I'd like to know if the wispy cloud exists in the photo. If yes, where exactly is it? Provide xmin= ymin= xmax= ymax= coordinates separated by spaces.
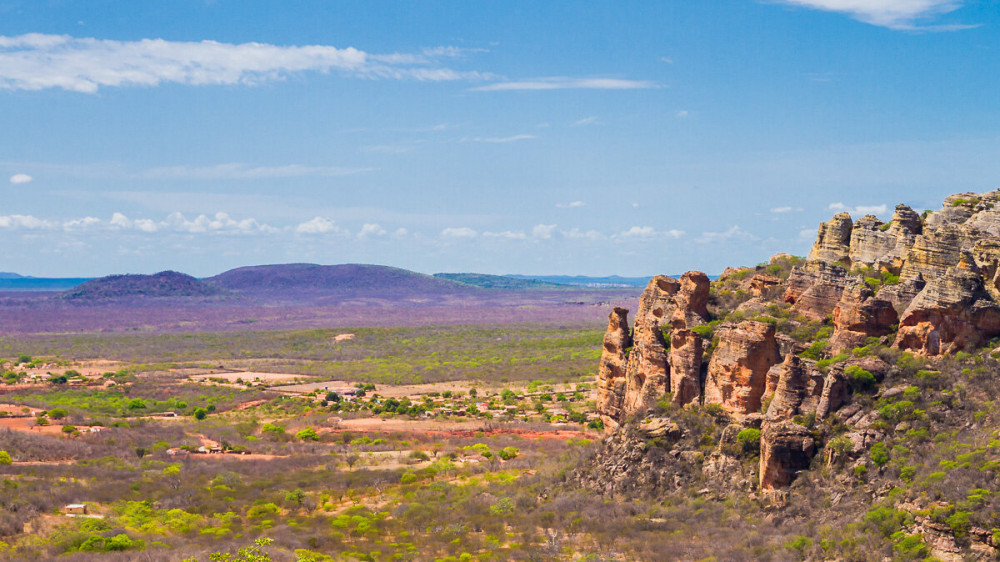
xmin=828 ymin=202 xmax=888 ymax=215
xmin=9 ymin=173 xmax=32 ymax=184
xmin=697 ymin=225 xmax=757 ymax=243
xmin=461 ymin=134 xmax=536 ymax=143
xmin=142 ymin=163 xmax=373 ymax=180
xmin=482 ymin=230 xmax=526 ymax=240
xmin=357 ymin=223 xmax=386 ymax=239
xmin=556 ymin=201 xmax=586 ymax=209
xmin=470 ymin=76 xmax=657 ymax=92
xmin=562 ymin=228 xmax=605 ymax=240
xmin=572 ymin=116 xmax=601 ymax=127
xmin=441 ymin=227 xmax=478 ymax=238
xmin=770 ymin=206 xmax=804 ymax=213
xmin=296 ymin=217 xmax=340 ymax=234
xmin=773 ymin=0 xmax=975 ymax=30
xmin=532 ymin=224 xmax=557 ymax=239
xmin=0 ymin=211 xmax=278 ymax=234
xmin=613 ymin=226 xmax=685 ymax=239
xmin=0 ymin=33 xmax=493 ymax=93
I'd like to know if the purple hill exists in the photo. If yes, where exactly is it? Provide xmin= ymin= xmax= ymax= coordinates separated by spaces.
xmin=63 ymin=271 xmax=221 ymax=300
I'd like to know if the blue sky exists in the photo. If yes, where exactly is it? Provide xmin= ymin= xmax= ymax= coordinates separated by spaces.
xmin=1 ymin=0 xmax=999 ymax=277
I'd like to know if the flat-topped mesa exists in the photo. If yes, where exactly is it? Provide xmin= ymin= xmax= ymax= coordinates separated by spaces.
xmin=595 ymin=307 xmax=632 ymax=426
xmin=703 ymin=321 xmax=781 ymax=415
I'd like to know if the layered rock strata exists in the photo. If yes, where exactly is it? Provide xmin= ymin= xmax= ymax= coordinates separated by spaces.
xmin=759 ymin=421 xmax=816 ymax=490
xmin=703 ymin=321 xmax=781 ymax=415
xmin=799 ymin=190 xmax=1000 ymax=354
xmin=595 ymin=272 xmax=710 ymax=423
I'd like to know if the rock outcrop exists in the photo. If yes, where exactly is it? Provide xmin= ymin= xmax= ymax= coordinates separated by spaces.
xmin=763 ymin=355 xmax=848 ymax=422
xmin=634 ymin=272 xmax=711 ymax=331
xmin=829 ymin=282 xmax=898 ymax=354
xmin=704 ymin=321 xmax=781 ymax=415
xmin=807 ymin=212 xmax=852 ymax=264
xmin=894 ymin=263 xmax=1000 ymax=354
xmin=759 ymin=421 xmax=816 ymax=490
xmin=596 ymin=271 xmax=712 ymax=424
xmin=595 ymin=308 xmax=632 ymax=426
xmin=785 ymin=261 xmax=851 ymax=321
xmin=797 ymin=189 xmax=1000 ymax=355
xmin=669 ymin=329 xmax=703 ymax=407
xmin=622 ymin=316 xmax=670 ymax=417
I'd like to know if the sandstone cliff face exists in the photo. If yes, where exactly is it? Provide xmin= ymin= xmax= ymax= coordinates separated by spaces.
xmin=785 ymin=261 xmax=850 ymax=321
xmin=807 ymin=212 xmax=852 ymax=264
xmin=634 ymin=273 xmax=710 ymax=331
xmin=595 ymin=308 xmax=632 ymax=426
xmin=759 ymin=421 xmax=816 ymax=490
xmin=797 ymin=189 xmax=1000 ymax=355
xmin=622 ymin=316 xmax=670 ymax=417
xmin=763 ymin=354 xmax=847 ymax=422
xmin=829 ymin=282 xmax=898 ymax=354
xmin=704 ymin=321 xmax=781 ymax=415
xmin=595 ymin=272 xmax=712 ymax=424
xmin=669 ymin=329 xmax=703 ymax=407
xmin=894 ymin=264 xmax=1000 ymax=354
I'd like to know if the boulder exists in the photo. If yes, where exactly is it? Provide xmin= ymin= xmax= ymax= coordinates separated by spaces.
xmin=759 ymin=421 xmax=816 ymax=489
xmin=704 ymin=321 xmax=782 ymax=414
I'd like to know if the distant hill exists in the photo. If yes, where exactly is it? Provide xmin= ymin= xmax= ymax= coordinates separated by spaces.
xmin=0 ymin=272 xmax=24 ymax=279
xmin=505 ymin=274 xmax=654 ymax=288
xmin=206 ymin=263 xmax=477 ymax=300
xmin=63 ymin=271 xmax=221 ymax=300
xmin=432 ymin=273 xmax=570 ymax=290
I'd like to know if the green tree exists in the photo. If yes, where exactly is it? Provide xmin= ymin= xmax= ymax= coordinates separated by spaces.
xmin=295 ymin=427 xmax=319 ymax=441
xmin=0 ymin=450 xmax=11 ymax=465
xmin=193 ymin=408 xmax=208 ymax=421
xmin=209 ymin=537 xmax=274 ymax=562
xmin=48 ymin=407 xmax=68 ymax=420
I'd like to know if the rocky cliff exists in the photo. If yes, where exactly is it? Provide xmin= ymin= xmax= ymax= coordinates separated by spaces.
xmin=593 ymin=190 xmax=1000 ymax=494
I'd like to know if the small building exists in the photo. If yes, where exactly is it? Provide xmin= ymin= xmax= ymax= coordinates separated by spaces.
xmin=160 ymin=411 xmax=177 ymax=418
xmin=63 ymin=504 xmax=88 ymax=515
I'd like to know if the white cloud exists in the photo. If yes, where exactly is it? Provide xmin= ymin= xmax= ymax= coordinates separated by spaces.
xmin=462 ymin=134 xmax=536 ymax=143
xmin=441 ymin=227 xmax=478 ymax=238
xmin=392 ymin=227 xmax=408 ymax=237
xmin=614 ymin=226 xmax=685 ymax=239
xmin=482 ymin=230 xmax=527 ymax=240
xmin=0 ymin=214 xmax=54 ymax=229
xmin=562 ymin=228 xmax=605 ymax=240
xmin=676 ymin=110 xmax=690 ymax=118
xmin=470 ymin=76 xmax=657 ymax=92
xmin=828 ymin=202 xmax=888 ymax=215
xmin=774 ymin=0 xmax=973 ymax=30
xmin=62 ymin=216 xmax=102 ymax=230
xmin=357 ymin=223 xmax=386 ymax=239
xmin=770 ymin=206 xmax=804 ymax=213
xmin=660 ymin=56 xmax=674 ymax=64
xmin=0 ymin=33 xmax=493 ymax=93
xmin=532 ymin=224 xmax=557 ymax=239
xmin=556 ymin=201 xmax=586 ymax=209
xmin=572 ymin=116 xmax=601 ymax=127
xmin=142 ymin=163 xmax=372 ymax=180
xmin=697 ymin=225 xmax=757 ymax=243
xmin=296 ymin=217 xmax=339 ymax=234
xmin=9 ymin=173 xmax=32 ymax=184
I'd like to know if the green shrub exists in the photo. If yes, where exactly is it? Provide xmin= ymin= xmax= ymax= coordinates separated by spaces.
xmin=870 ymin=442 xmax=890 ymax=466
xmin=0 ymin=451 xmax=11 ymax=465
xmin=845 ymin=366 xmax=876 ymax=393
xmin=736 ymin=428 xmax=761 ymax=456
xmin=295 ymin=427 xmax=319 ymax=441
